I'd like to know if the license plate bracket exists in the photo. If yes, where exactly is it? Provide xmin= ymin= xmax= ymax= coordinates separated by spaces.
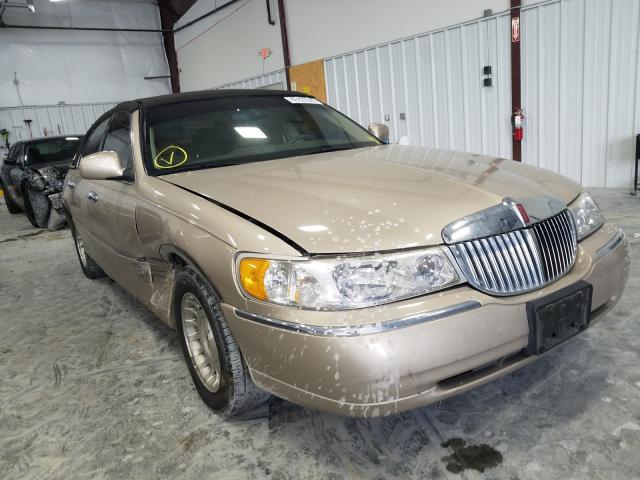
xmin=526 ymin=280 xmax=593 ymax=355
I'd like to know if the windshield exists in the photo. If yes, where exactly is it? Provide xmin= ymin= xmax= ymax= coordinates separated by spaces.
xmin=144 ymin=95 xmax=382 ymax=175
xmin=25 ymin=137 xmax=82 ymax=166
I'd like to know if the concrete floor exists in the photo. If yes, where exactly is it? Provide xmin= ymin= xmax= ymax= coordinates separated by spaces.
xmin=0 ymin=189 xmax=639 ymax=480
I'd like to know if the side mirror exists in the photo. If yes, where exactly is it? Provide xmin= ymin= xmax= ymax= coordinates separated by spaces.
xmin=368 ymin=123 xmax=390 ymax=143
xmin=79 ymin=151 xmax=125 ymax=180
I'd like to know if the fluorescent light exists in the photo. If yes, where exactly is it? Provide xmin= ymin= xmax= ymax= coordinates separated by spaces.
xmin=234 ymin=126 xmax=267 ymax=139
xmin=298 ymin=225 xmax=328 ymax=232
xmin=65 ymin=137 xmax=79 ymax=141
xmin=3 ymin=0 xmax=35 ymax=11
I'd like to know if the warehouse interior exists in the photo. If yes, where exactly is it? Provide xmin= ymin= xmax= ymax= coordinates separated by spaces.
xmin=1 ymin=0 xmax=639 ymax=479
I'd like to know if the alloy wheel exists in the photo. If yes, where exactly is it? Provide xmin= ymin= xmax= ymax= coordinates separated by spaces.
xmin=181 ymin=292 xmax=222 ymax=393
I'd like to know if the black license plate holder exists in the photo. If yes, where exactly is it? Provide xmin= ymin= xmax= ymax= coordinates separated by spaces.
xmin=526 ymin=281 xmax=593 ymax=355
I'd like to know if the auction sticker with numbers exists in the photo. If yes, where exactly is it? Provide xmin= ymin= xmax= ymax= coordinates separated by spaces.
xmin=284 ymin=96 xmax=322 ymax=105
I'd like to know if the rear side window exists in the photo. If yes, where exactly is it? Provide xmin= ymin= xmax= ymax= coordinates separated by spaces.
xmin=5 ymin=144 xmax=19 ymax=164
xmin=82 ymin=116 xmax=111 ymax=157
xmin=103 ymin=111 xmax=133 ymax=172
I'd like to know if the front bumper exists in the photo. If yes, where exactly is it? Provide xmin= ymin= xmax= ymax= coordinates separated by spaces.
xmin=224 ymin=224 xmax=630 ymax=417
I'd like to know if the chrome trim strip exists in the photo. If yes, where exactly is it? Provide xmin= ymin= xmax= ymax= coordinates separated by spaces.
xmin=596 ymin=229 xmax=625 ymax=259
xmin=234 ymin=301 xmax=482 ymax=337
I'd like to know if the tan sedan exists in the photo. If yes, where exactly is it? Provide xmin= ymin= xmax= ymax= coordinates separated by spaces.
xmin=63 ymin=90 xmax=630 ymax=417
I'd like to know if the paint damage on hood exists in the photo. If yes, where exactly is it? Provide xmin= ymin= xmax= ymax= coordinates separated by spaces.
xmin=161 ymin=145 xmax=583 ymax=253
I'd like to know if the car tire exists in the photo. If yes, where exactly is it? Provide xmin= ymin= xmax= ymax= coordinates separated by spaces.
xmin=72 ymin=227 xmax=106 ymax=279
xmin=0 ymin=180 xmax=21 ymax=214
xmin=174 ymin=265 xmax=270 ymax=416
xmin=24 ymin=186 xmax=51 ymax=228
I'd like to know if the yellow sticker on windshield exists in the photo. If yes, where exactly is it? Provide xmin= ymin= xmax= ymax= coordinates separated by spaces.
xmin=153 ymin=145 xmax=188 ymax=169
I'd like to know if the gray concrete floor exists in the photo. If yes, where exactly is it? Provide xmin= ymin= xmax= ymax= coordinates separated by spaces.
xmin=0 ymin=189 xmax=639 ymax=480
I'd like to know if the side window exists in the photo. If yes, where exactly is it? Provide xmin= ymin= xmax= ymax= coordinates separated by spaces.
xmin=5 ymin=145 xmax=17 ymax=164
xmin=102 ymin=111 xmax=133 ymax=173
xmin=9 ymin=144 xmax=23 ymax=165
xmin=81 ymin=116 xmax=111 ymax=158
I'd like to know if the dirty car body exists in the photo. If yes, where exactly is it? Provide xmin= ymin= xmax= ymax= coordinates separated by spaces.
xmin=1 ymin=135 xmax=82 ymax=229
xmin=63 ymin=90 xmax=629 ymax=417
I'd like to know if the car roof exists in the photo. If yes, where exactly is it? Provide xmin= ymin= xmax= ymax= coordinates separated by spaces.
xmin=26 ymin=135 xmax=83 ymax=143
xmin=11 ymin=135 xmax=83 ymax=147
xmin=113 ymin=89 xmax=312 ymax=112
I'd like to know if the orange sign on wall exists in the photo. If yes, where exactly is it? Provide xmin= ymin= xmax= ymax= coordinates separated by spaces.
xmin=289 ymin=59 xmax=327 ymax=103
xmin=511 ymin=16 xmax=520 ymax=43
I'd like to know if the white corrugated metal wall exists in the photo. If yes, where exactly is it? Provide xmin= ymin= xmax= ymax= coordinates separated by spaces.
xmin=522 ymin=0 xmax=640 ymax=187
xmin=217 ymin=70 xmax=285 ymax=90
xmin=0 ymin=102 xmax=116 ymax=144
xmin=325 ymin=0 xmax=640 ymax=188
xmin=324 ymin=12 xmax=513 ymax=161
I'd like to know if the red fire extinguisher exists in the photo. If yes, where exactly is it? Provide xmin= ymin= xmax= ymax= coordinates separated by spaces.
xmin=512 ymin=108 xmax=524 ymax=141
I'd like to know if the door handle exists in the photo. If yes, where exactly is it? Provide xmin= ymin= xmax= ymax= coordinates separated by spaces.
xmin=86 ymin=191 xmax=99 ymax=202
xmin=67 ymin=181 xmax=76 ymax=189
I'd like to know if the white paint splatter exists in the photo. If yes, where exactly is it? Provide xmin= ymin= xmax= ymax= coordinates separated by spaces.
xmin=612 ymin=422 xmax=640 ymax=437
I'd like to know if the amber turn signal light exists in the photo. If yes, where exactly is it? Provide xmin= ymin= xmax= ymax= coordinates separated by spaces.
xmin=239 ymin=258 xmax=270 ymax=300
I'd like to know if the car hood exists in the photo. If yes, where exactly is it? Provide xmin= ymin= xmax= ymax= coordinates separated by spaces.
xmin=161 ymin=145 xmax=582 ymax=254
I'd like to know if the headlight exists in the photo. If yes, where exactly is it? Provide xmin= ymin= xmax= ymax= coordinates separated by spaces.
xmin=237 ymin=248 xmax=463 ymax=309
xmin=569 ymin=191 xmax=605 ymax=240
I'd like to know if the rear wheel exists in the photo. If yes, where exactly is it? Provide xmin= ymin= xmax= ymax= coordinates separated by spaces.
xmin=72 ymin=227 xmax=105 ymax=279
xmin=174 ymin=265 xmax=270 ymax=416
xmin=0 ymin=180 xmax=21 ymax=214
xmin=24 ymin=186 xmax=50 ymax=228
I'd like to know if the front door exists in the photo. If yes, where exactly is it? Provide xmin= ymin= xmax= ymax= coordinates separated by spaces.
xmin=1 ymin=144 xmax=25 ymax=208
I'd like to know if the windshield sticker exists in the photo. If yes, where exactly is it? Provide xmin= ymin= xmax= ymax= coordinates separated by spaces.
xmin=284 ymin=96 xmax=322 ymax=105
xmin=153 ymin=145 xmax=188 ymax=169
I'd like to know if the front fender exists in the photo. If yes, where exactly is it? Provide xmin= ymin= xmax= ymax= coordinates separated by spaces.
xmin=25 ymin=167 xmax=66 ymax=195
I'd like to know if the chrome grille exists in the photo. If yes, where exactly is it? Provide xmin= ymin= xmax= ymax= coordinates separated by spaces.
xmin=451 ymin=210 xmax=577 ymax=295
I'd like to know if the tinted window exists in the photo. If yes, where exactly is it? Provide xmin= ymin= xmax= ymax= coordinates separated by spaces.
xmin=82 ymin=116 xmax=111 ymax=157
xmin=103 ymin=112 xmax=133 ymax=173
xmin=144 ymin=96 xmax=381 ymax=175
xmin=24 ymin=137 xmax=82 ymax=166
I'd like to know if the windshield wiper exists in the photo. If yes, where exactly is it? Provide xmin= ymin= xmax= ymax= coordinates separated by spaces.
xmin=300 ymin=145 xmax=357 ymax=156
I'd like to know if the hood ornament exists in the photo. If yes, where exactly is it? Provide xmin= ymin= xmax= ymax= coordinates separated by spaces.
xmin=503 ymin=197 xmax=530 ymax=226
xmin=441 ymin=195 xmax=566 ymax=244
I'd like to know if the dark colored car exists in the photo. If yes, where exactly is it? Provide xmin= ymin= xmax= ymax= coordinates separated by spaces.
xmin=1 ymin=135 xmax=82 ymax=229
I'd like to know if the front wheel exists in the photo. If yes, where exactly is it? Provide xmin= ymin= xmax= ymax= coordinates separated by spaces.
xmin=174 ymin=265 xmax=269 ymax=416
xmin=24 ymin=186 xmax=51 ymax=228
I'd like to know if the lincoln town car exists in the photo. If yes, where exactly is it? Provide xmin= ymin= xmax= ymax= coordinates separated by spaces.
xmin=62 ymin=90 xmax=629 ymax=417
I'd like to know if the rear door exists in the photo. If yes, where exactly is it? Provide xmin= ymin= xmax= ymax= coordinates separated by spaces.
xmin=65 ymin=114 xmax=112 ymax=257
xmin=74 ymin=111 xmax=153 ymax=301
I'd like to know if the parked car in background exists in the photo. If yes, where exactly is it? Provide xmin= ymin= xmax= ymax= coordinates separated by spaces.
xmin=0 ymin=135 xmax=82 ymax=229
xmin=63 ymin=90 xmax=629 ymax=417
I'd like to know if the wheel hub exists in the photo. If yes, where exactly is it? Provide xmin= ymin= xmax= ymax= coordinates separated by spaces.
xmin=181 ymin=293 xmax=222 ymax=393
